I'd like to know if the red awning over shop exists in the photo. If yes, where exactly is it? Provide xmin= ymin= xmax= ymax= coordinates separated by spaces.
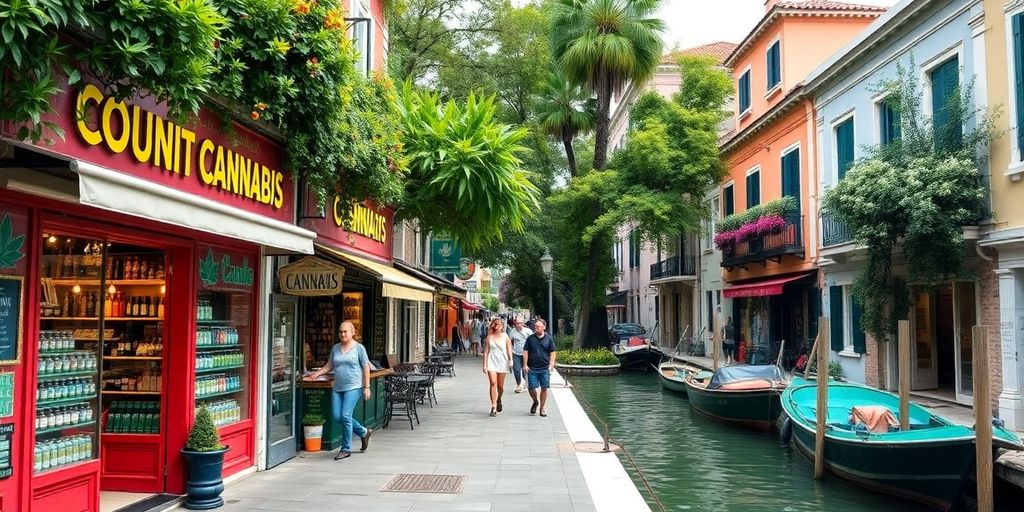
xmin=723 ymin=273 xmax=813 ymax=299
xmin=460 ymin=299 xmax=482 ymax=311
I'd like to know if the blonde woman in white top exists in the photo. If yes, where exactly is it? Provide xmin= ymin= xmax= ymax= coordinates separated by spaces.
xmin=481 ymin=317 xmax=513 ymax=417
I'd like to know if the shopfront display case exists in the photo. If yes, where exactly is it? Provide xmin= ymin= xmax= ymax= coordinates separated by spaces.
xmin=343 ymin=292 xmax=364 ymax=342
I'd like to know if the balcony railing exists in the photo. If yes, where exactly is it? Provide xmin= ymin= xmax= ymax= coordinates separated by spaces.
xmin=650 ymin=255 xmax=697 ymax=280
xmin=821 ymin=212 xmax=852 ymax=247
xmin=721 ymin=214 xmax=804 ymax=268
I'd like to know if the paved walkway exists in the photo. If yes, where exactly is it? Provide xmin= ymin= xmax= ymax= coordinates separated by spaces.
xmin=211 ymin=356 xmax=649 ymax=512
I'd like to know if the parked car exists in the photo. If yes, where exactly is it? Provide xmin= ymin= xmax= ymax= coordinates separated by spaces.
xmin=607 ymin=323 xmax=648 ymax=347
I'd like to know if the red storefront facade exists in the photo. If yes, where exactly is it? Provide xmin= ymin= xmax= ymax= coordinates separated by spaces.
xmin=0 ymin=76 xmax=314 ymax=511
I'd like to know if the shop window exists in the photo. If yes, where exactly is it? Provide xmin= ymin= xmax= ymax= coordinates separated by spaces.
xmin=37 ymin=234 xmax=174 ymax=474
xmin=196 ymin=246 xmax=254 ymax=427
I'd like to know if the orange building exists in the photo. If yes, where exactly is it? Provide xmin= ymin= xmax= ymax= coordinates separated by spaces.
xmin=715 ymin=1 xmax=883 ymax=362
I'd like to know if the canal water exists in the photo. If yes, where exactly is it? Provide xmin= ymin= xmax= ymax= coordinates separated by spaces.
xmin=569 ymin=372 xmax=931 ymax=512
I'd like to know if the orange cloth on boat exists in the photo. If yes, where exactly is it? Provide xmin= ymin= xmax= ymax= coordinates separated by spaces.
xmin=719 ymin=379 xmax=772 ymax=390
xmin=626 ymin=336 xmax=646 ymax=347
xmin=849 ymin=405 xmax=898 ymax=433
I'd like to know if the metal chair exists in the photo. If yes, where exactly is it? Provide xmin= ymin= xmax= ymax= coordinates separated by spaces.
xmin=382 ymin=375 xmax=419 ymax=430
xmin=413 ymin=363 xmax=438 ymax=407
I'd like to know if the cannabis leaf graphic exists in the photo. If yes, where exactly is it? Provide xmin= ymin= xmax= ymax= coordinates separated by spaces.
xmin=0 ymin=213 xmax=25 ymax=269
xmin=199 ymin=249 xmax=219 ymax=287
xmin=439 ymin=243 xmax=453 ymax=259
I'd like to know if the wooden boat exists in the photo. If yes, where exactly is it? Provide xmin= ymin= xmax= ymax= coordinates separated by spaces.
xmin=780 ymin=377 xmax=1024 ymax=511
xmin=657 ymin=360 xmax=701 ymax=394
xmin=683 ymin=364 xmax=787 ymax=431
xmin=610 ymin=337 xmax=665 ymax=371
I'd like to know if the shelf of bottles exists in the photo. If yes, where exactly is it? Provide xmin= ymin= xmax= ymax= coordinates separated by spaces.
xmin=37 ymin=235 xmax=168 ymax=470
xmin=194 ymin=292 xmax=250 ymax=426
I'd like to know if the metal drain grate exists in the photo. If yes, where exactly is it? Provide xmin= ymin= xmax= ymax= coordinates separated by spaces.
xmin=381 ymin=473 xmax=466 ymax=494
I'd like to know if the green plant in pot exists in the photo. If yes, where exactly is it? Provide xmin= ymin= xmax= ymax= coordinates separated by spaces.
xmin=302 ymin=413 xmax=326 ymax=451
xmin=181 ymin=406 xmax=229 ymax=510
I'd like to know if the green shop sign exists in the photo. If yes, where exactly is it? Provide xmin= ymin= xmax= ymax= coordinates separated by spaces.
xmin=431 ymin=234 xmax=461 ymax=272
xmin=199 ymin=248 xmax=254 ymax=289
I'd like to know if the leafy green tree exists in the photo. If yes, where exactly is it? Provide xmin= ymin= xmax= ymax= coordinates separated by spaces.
xmin=822 ymin=62 xmax=992 ymax=342
xmin=396 ymin=84 xmax=542 ymax=251
xmin=535 ymin=72 xmax=595 ymax=177
xmin=549 ymin=0 xmax=665 ymax=171
xmin=554 ymin=55 xmax=728 ymax=348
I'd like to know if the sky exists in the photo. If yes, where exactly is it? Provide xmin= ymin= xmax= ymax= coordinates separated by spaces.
xmin=657 ymin=0 xmax=902 ymax=50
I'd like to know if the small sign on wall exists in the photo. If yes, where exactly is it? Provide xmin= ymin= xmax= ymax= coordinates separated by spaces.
xmin=0 ymin=373 xmax=12 ymax=418
xmin=0 ymin=422 xmax=13 ymax=479
xmin=0 ymin=275 xmax=23 ymax=365
xmin=278 ymin=257 xmax=346 ymax=296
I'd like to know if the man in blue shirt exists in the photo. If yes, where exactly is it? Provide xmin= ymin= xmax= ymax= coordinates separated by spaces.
xmin=523 ymin=319 xmax=557 ymax=417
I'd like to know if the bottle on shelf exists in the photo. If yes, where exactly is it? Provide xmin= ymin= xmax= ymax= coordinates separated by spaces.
xmin=139 ymin=259 xmax=148 ymax=280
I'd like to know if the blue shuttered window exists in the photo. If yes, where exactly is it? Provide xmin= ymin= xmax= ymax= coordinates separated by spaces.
xmin=835 ymin=118 xmax=855 ymax=180
xmin=723 ymin=184 xmax=735 ymax=216
xmin=767 ymin=41 xmax=781 ymax=90
xmin=879 ymin=101 xmax=900 ymax=145
xmin=829 ymin=286 xmax=844 ymax=351
xmin=931 ymin=56 xmax=961 ymax=151
xmin=746 ymin=170 xmax=760 ymax=208
xmin=781 ymin=148 xmax=800 ymax=211
xmin=1013 ymin=14 xmax=1024 ymax=155
xmin=738 ymin=71 xmax=751 ymax=113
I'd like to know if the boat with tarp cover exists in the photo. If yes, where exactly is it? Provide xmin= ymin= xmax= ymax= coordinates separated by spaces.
xmin=780 ymin=376 xmax=1024 ymax=511
xmin=683 ymin=364 xmax=787 ymax=431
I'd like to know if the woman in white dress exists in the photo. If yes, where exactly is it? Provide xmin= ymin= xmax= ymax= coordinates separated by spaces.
xmin=481 ymin=317 xmax=513 ymax=417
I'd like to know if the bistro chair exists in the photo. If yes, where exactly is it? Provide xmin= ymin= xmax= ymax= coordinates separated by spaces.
xmin=382 ymin=374 xmax=419 ymax=430
xmin=413 ymin=363 xmax=438 ymax=407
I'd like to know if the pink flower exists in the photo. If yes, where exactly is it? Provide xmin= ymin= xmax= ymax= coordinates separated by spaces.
xmin=713 ymin=230 xmax=737 ymax=249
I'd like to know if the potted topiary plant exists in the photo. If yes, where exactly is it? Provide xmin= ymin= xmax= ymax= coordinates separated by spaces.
xmin=302 ymin=412 xmax=325 ymax=452
xmin=181 ymin=405 xmax=229 ymax=510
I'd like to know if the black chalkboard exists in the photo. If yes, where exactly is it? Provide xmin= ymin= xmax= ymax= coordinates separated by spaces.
xmin=0 ymin=276 xmax=22 ymax=364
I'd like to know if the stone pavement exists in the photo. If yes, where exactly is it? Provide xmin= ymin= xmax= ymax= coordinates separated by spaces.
xmin=209 ymin=356 xmax=649 ymax=512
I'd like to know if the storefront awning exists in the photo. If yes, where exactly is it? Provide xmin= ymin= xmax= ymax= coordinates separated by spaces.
xmin=460 ymin=299 xmax=482 ymax=311
xmin=316 ymin=243 xmax=434 ymax=302
xmin=606 ymin=290 xmax=627 ymax=308
xmin=394 ymin=260 xmax=467 ymax=299
xmin=723 ymin=272 xmax=813 ymax=299
xmin=71 ymin=160 xmax=315 ymax=253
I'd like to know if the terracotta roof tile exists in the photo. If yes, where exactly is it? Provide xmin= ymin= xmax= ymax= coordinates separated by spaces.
xmin=663 ymin=41 xmax=739 ymax=66
xmin=776 ymin=1 xmax=887 ymax=12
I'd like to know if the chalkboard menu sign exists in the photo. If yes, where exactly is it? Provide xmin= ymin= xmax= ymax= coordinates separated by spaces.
xmin=0 ymin=275 xmax=22 ymax=364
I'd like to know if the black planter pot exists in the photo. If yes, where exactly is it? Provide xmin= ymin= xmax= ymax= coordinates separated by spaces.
xmin=181 ymin=447 xmax=230 ymax=510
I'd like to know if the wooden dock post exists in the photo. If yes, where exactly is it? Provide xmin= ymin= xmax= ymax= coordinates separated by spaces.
xmin=815 ymin=316 xmax=829 ymax=479
xmin=712 ymin=312 xmax=720 ymax=371
xmin=898 ymin=320 xmax=910 ymax=431
xmin=973 ymin=325 xmax=993 ymax=512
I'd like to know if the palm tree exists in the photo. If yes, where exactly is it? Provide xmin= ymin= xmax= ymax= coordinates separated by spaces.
xmin=550 ymin=0 xmax=665 ymax=171
xmin=534 ymin=72 xmax=595 ymax=177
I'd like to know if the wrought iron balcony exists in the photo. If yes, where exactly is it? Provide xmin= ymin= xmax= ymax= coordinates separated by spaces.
xmin=821 ymin=212 xmax=852 ymax=247
xmin=721 ymin=214 xmax=804 ymax=268
xmin=650 ymin=255 xmax=696 ymax=280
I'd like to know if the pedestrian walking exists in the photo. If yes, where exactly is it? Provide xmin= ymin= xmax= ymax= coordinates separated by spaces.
xmin=722 ymin=316 xmax=736 ymax=364
xmin=450 ymin=321 xmax=464 ymax=355
xmin=508 ymin=316 xmax=531 ymax=393
xmin=482 ymin=317 xmax=513 ymax=417
xmin=470 ymin=314 xmax=484 ymax=356
xmin=303 ymin=321 xmax=372 ymax=460
xmin=523 ymin=319 xmax=557 ymax=417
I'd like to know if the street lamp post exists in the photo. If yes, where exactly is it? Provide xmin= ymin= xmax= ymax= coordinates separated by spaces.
xmin=540 ymin=250 xmax=554 ymax=335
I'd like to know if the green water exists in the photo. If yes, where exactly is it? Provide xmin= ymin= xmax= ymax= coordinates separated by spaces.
xmin=569 ymin=372 xmax=931 ymax=512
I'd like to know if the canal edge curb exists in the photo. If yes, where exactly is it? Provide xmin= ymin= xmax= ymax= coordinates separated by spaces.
xmin=550 ymin=370 xmax=653 ymax=512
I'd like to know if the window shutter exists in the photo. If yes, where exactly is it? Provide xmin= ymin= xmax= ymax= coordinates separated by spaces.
xmin=724 ymin=186 xmax=735 ymax=216
xmin=829 ymin=286 xmax=844 ymax=351
xmin=836 ymin=120 xmax=854 ymax=180
xmin=852 ymin=296 xmax=866 ymax=354
xmin=767 ymin=42 xmax=781 ymax=89
xmin=746 ymin=172 xmax=760 ymax=208
xmin=1015 ymin=14 xmax=1024 ymax=154
xmin=932 ymin=57 xmax=961 ymax=150
xmin=880 ymin=102 xmax=900 ymax=145
xmin=781 ymin=150 xmax=800 ymax=211
xmin=739 ymin=72 xmax=750 ymax=112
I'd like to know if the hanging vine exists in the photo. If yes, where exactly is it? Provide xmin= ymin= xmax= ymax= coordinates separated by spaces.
xmin=821 ymin=61 xmax=994 ymax=342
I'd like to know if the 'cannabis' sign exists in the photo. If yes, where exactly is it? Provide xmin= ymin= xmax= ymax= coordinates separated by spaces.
xmin=198 ymin=248 xmax=254 ymax=289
